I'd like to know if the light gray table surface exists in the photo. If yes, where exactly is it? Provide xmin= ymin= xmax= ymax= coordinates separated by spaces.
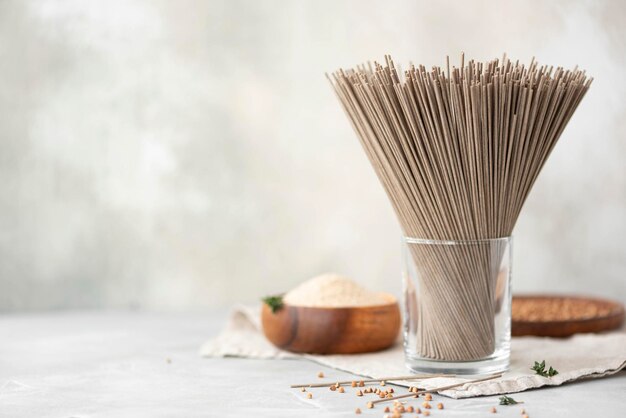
xmin=0 ymin=311 xmax=624 ymax=418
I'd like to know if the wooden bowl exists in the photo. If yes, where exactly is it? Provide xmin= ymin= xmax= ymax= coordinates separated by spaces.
xmin=512 ymin=294 xmax=625 ymax=337
xmin=261 ymin=294 xmax=400 ymax=354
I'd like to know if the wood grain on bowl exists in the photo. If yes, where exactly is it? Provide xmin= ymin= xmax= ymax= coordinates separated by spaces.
xmin=261 ymin=296 xmax=400 ymax=354
xmin=511 ymin=295 xmax=624 ymax=337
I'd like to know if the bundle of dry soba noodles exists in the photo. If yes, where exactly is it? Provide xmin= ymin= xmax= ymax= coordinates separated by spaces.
xmin=328 ymin=55 xmax=591 ymax=361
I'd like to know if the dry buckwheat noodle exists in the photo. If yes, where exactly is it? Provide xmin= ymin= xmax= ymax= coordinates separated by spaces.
xmin=327 ymin=54 xmax=591 ymax=361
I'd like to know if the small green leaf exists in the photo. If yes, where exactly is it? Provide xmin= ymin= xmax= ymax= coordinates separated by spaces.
xmin=499 ymin=395 xmax=521 ymax=405
xmin=531 ymin=359 xmax=558 ymax=377
xmin=547 ymin=366 xmax=558 ymax=377
xmin=262 ymin=294 xmax=284 ymax=313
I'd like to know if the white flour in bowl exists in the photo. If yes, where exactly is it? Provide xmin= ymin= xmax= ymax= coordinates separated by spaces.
xmin=283 ymin=273 xmax=391 ymax=307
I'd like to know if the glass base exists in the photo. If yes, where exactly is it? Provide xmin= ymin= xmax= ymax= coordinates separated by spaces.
xmin=405 ymin=347 xmax=510 ymax=375
xmin=402 ymin=236 xmax=512 ymax=376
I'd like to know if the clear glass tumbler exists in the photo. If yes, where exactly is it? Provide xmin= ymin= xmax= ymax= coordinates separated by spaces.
xmin=403 ymin=236 xmax=512 ymax=375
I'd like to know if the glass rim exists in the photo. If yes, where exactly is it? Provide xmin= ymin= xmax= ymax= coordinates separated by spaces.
xmin=404 ymin=236 xmax=512 ymax=245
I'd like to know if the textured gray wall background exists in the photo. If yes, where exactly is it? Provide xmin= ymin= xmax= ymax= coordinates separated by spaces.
xmin=0 ymin=0 xmax=624 ymax=311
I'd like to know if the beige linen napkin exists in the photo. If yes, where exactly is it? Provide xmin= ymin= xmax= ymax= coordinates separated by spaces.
xmin=200 ymin=305 xmax=626 ymax=398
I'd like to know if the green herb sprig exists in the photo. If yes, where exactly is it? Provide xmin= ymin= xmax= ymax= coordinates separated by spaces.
xmin=262 ymin=294 xmax=284 ymax=313
xmin=499 ymin=395 xmax=522 ymax=405
xmin=531 ymin=360 xmax=558 ymax=377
